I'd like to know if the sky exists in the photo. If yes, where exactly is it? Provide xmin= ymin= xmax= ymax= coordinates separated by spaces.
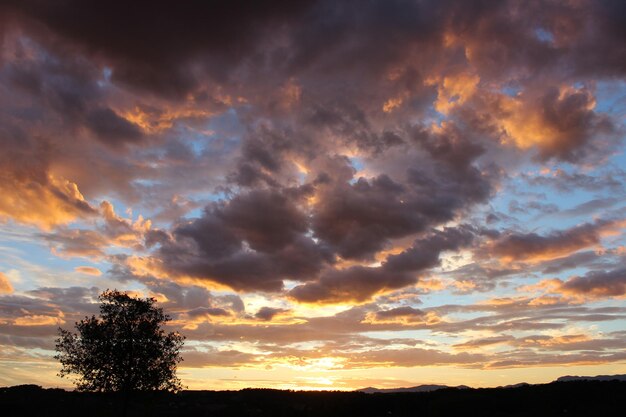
xmin=1 ymin=0 xmax=625 ymax=391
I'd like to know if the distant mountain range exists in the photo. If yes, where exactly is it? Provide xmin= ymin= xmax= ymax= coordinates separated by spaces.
xmin=356 ymin=374 xmax=626 ymax=393
xmin=556 ymin=374 xmax=626 ymax=382
xmin=357 ymin=384 xmax=469 ymax=393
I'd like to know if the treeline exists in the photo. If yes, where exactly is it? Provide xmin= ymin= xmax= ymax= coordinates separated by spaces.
xmin=1 ymin=380 xmax=625 ymax=417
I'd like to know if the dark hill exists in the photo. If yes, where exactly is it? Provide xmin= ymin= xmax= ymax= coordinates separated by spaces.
xmin=357 ymin=384 xmax=469 ymax=393
xmin=556 ymin=374 xmax=626 ymax=382
xmin=1 ymin=380 xmax=625 ymax=417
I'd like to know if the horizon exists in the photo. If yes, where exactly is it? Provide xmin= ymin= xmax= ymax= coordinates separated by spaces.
xmin=1 ymin=0 xmax=625 ymax=392
xmin=4 ymin=372 xmax=625 ymax=392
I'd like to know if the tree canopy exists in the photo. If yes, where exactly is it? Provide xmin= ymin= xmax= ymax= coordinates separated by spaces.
xmin=55 ymin=290 xmax=184 ymax=392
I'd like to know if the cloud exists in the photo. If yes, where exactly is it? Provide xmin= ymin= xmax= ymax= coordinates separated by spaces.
xmin=74 ymin=266 xmax=102 ymax=276
xmin=540 ymin=251 xmax=602 ymax=274
xmin=0 ymin=170 xmax=96 ymax=229
xmin=556 ymin=198 xmax=622 ymax=218
xmin=508 ymin=200 xmax=559 ymax=216
xmin=215 ymin=189 xmax=308 ymax=253
xmin=486 ymin=220 xmax=623 ymax=264
xmin=290 ymin=226 xmax=476 ymax=304
xmin=485 ymin=351 xmax=626 ymax=369
xmin=311 ymin=171 xmax=480 ymax=260
xmin=0 ymin=272 xmax=13 ymax=294
xmin=157 ymin=218 xmax=331 ymax=292
xmin=560 ymin=268 xmax=626 ymax=298
xmin=85 ymin=107 xmax=143 ymax=147
xmin=523 ymin=168 xmax=625 ymax=193
xmin=453 ymin=336 xmax=514 ymax=350
xmin=375 ymin=306 xmax=425 ymax=320
xmin=464 ymin=85 xmax=616 ymax=162
xmin=186 ymin=307 xmax=231 ymax=319
xmin=348 ymin=348 xmax=485 ymax=368
xmin=364 ymin=306 xmax=442 ymax=326
xmin=289 ymin=266 xmax=414 ymax=304
xmin=40 ymin=228 xmax=109 ymax=258
xmin=25 ymin=287 xmax=100 ymax=314
xmin=182 ymin=348 xmax=258 ymax=368
xmin=453 ymin=333 xmax=626 ymax=354
xmin=99 ymin=201 xmax=151 ymax=247
xmin=37 ymin=200 xmax=154 ymax=260
xmin=255 ymin=307 xmax=290 ymax=321
xmin=0 ymin=0 xmax=321 ymax=99
xmin=0 ymin=293 xmax=70 ymax=333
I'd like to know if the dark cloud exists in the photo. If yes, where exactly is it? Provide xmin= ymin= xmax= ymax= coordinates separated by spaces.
xmin=555 ymin=198 xmax=621 ymax=218
xmin=384 ymin=226 xmax=475 ymax=273
xmin=255 ymin=307 xmax=290 ymax=321
xmin=375 ymin=307 xmax=425 ymax=320
xmin=217 ymin=189 xmax=308 ymax=252
xmin=487 ymin=220 xmax=617 ymax=263
xmin=0 ymin=334 xmax=54 ymax=350
xmin=453 ymin=335 xmax=514 ymax=350
xmin=508 ymin=200 xmax=559 ymax=215
xmin=186 ymin=307 xmax=230 ymax=318
xmin=289 ymin=266 xmax=414 ymax=304
xmin=444 ymin=263 xmax=516 ymax=293
xmin=2 ymin=0 xmax=318 ymax=97
xmin=523 ymin=169 xmax=625 ymax=193
xmin=456 ymin=83 xmax=617 ymax=163
xmin=534 ymin=86 xmax=615 ymax=162
xmin=312 ymin=136 xmax=490 ymax=261
xmin=7 ymin=0 xmax=623 ymax=94
xmin=85 ymin=107 xmax=143 ymax=147
xmin=156 ymin=189 xmax=333 ymax=291
xmin=561 ymin=267 xmax=626 ymax=298
xmin=0 ymin=288 xmax=100 ymax=347
xmin=540 ymin=251 xmax=602 ymax=275
xmin=40 ymin=228 xmax=108 ymax=258
xmin=312 ymin=174 xmax=419 ymax=260
xmin=26 ymin=286 xmax=100 ymax=313
xmin=290 ymin=226 xmax=476 ymax=303
xmin=129 ymin=280 xmax=246 ymax=317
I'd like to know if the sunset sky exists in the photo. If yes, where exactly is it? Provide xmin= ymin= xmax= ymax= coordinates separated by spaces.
xmin=1 ymin=0 xmax=625 ymax=391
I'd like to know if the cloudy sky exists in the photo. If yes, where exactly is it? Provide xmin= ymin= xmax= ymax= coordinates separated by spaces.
xmin=1 ymin=0 xmax=625 ymax=390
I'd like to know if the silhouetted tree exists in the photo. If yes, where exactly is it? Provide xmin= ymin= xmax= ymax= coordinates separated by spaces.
xmin=55 ymin=290 xmax=184 ymax=393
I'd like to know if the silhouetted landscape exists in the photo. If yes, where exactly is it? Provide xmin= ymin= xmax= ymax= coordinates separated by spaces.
xmin=3 ymin=377 xmax=625 ymax=417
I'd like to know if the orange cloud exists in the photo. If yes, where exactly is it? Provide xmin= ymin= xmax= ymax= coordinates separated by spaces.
xmin=14 ymin=314 xmax=65 ymax=326
xmin=0 ymin=173 xmax=95 ymax=230
xmin=74 ymin=266 xmax=102 ymax=276
xmin=120 ymin=105 xmax=217 ymax=134
xmin=430 ymin=72 xmax=480 ymax=114
xmin=472 ymin=85 xmax=614 ymax=161
xmin=363 ymin=307 xmax=442 ymax=326
xmin=519 ymin=334 xmax=591 ymax=348
xmin=382 ymin=96 xmax=404 ymax=113
xmin=0 ymin=272 xmax=13 ymax=294
xmin=100 ymin=200 xmax=152 ymax=247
